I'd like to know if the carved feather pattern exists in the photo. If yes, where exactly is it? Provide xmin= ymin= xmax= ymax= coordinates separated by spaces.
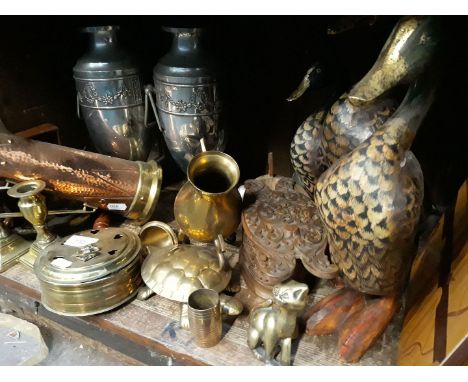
xmin=315 ymin=125 xmax=423 ymax=295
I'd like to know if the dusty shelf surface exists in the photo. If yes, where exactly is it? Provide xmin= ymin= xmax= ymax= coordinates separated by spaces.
xmin=0 ymin=252 xmax=402 ymax=366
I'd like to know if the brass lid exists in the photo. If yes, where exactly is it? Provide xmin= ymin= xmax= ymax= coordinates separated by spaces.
xmin=35 ymin=227 xmax=141 ymax=285
xmin=141 ymin=244 xmax=231 ymax=303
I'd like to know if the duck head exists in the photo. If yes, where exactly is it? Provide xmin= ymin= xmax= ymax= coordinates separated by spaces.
xmin=286 ymin=62 xmax=325 ymax=102
xmin=348 ymin=16 xmax=441 ymax=105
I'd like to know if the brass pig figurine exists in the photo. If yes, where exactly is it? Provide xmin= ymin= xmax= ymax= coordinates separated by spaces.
xmin=247 ymin=280 xmax=309 ymax=365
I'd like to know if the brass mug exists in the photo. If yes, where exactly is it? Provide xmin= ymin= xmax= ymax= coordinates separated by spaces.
xmin=187 ymin=288 xmax=222 ymax=348
xmin=174 ymin=150 xmax=242 ymax=243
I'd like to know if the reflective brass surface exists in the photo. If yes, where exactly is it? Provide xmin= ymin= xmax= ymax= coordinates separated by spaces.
xmin=139 ymin=220 xmax=178 ymax=249
xmin=34 ymin=227 xmax=142 ymax=316
xmin=247 ymin=280 xmax=309 ymax=366
xmin=174 ymin=151 xmax=241 ymax=242
xmin=219 ymin=294 xmax=243 ymax=318
xmin=125 ymin=160 xmax=163 ymax=222
xmin=187 ymin=288 xmax=222 ymax=348
xmin=141 ymin=243 xmax=231 ymax=303
xmin=7 ymin=180 xmax=58 ymax=269
xmin=348 ymin=16 xmax=441 ymax=104
xmin=0 ymin=221 xmax=30 ymax=272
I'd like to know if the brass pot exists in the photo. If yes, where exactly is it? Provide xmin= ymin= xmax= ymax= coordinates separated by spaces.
xmin=34 ymin=227 xmax=143 ymax=316
xmin=174 ymin=151 xmax=241 ymax=243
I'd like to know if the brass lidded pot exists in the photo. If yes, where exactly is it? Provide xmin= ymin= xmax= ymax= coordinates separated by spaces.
xmin=34 ymin=227 xmax=142 ymax=316
xmin=174 ymin=150 xmax=242 ymax=243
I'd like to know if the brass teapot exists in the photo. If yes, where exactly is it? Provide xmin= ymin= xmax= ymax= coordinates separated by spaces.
xmin=174 ymin=142 xmax=242 ymax=243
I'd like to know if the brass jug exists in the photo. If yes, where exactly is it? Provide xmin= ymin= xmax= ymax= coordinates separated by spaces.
xmin=174 ymin=148 xmax=241 ymax=243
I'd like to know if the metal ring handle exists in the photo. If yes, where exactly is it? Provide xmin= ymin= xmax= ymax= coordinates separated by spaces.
xmin=139 ymin=220 xmax=178 ymax=248
xmin=7 ymin=180 xmax=46 ymax=199
xmin=144 ymin=85 xmax=164 ymax=132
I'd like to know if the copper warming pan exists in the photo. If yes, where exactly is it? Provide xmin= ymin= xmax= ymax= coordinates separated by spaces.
xmin=0 ymin=133 xmax=162 ymax=221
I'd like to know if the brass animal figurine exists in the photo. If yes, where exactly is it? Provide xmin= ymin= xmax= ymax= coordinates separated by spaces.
xmin=289 ymin=16 xmax=439 ymax=196
xmin=247 ymin=280 xmax=308 ymax=365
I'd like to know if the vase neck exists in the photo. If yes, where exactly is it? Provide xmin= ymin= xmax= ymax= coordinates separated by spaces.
xmin=90 ymin=29 xmax=118 ymax=50
xmin=171 ymin=30 xmax=201 ymax=55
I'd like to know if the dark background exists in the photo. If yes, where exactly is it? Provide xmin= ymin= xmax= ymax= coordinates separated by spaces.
xmin=0 ymin=16 xmax=466 ymax=210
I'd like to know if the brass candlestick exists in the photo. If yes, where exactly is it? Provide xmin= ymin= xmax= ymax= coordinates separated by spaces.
xmin=0 ymin=220 xmax=31 ymax=272
xmin=7 ymin=180 xmax=58 ymax=269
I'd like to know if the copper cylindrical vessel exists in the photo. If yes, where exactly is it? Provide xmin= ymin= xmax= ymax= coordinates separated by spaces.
xmin=0 ymin=133 xmax=162 ymax=221
xmin=187 ymin=288 xmax=222 ymax=348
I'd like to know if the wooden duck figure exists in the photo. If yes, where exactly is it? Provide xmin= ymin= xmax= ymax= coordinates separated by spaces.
xmin=310 ymin=73 xmax=437 ymax=363
xmin=294 ymin=16 xmax=442 ymax=362
xmin=289 ymin=16 xmax=439 ymax=197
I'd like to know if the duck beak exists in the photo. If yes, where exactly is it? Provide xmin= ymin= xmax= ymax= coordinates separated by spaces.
xmin=348 ymin=17 xmax=425 ymax=105
xmin=286 ymin=64 xmax=321 ymax=102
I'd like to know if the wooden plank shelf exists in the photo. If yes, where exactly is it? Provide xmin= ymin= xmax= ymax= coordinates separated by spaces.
xmin=0 ymin=248 xmax=401 ymax=366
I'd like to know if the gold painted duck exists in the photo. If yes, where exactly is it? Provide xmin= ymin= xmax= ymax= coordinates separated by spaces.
xmin=289 ymin=16 xmax=438 ymax=197
xmin=298 ymin=16 xmax=442 ymax=362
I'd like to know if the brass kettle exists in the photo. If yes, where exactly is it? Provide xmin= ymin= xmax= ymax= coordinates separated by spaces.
xmin=174 ymin=144 xmax=242 ymax=243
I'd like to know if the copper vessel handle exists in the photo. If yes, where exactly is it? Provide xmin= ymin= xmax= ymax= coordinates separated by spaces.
xmin=144 ymin=85 xmax=164 ymax=132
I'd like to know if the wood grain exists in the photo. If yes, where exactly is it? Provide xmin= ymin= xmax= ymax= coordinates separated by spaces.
xmin=398 ymin=181 xmax=468 ymax=365
xmin=0 ymin=258 xmax=401 ymax=365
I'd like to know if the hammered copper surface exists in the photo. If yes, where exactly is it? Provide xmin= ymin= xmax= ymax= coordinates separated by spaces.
xmin=0 ymin=134 xmax=162 ymax=220
xmin=240 ymin=176 xmax=337 ymax=299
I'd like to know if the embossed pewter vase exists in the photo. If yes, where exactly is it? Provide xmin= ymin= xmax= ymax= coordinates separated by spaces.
xmin=174 ymin=150 xmax=241 ymax=243
xmin=149 ymin=27 xmax=225 ymax=172
xmin=74 ymin=25 xmax=154 ymax=161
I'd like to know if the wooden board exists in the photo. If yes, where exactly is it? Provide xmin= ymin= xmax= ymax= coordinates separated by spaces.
xmin=398 ymin=181 xmax=468 ymax=365
xmin=0 ymin=254 xmax=401 ymax=366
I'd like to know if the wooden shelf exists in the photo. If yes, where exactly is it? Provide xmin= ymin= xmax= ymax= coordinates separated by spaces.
xmin=0 ymin=250 xmax=401 ymax=366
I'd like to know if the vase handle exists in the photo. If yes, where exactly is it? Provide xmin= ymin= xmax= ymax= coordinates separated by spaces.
xmin=213 ymin=233 xmax=226 ymax=271
xmin=199 ymin=137 xmax=207 ymax=152
xmin=76 ymin=93 xmax=81 ymax=119
xmin=144 ymin=85 xmax=164 ymax=133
